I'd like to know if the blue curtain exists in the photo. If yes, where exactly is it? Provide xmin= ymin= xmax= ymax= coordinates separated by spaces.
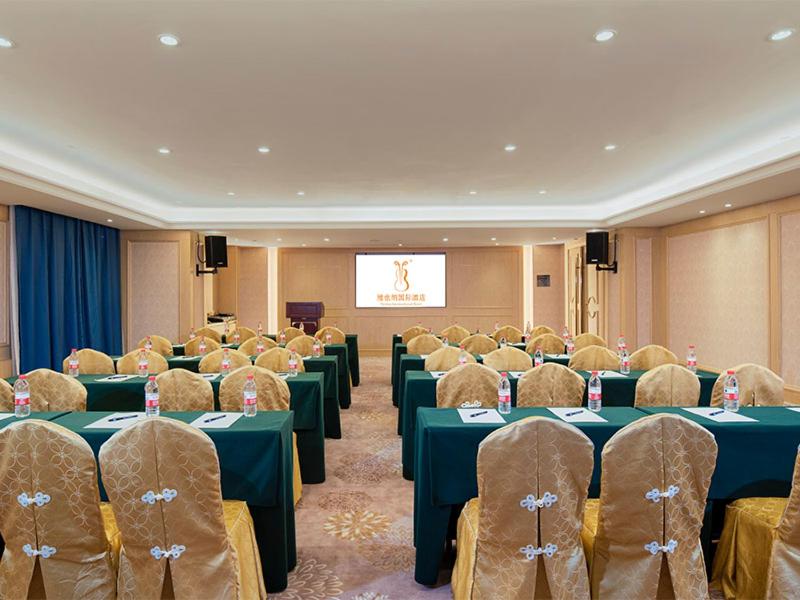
xmin=15 ymin=205 xmax=122 ymax=372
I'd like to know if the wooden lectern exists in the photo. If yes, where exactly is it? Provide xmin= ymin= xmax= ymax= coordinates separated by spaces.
xmin=286 ymin=302 xmax=324 ymax=335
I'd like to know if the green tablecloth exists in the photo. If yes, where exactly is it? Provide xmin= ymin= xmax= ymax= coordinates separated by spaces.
xmin=51 ymin=411 xmax=296 ymax=593
xmin=324 ymin=344 xmax=351 ymax=409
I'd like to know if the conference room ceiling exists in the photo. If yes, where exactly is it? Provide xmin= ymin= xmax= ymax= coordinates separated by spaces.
xmin=0 ymin=0 xmax=799 ymax=235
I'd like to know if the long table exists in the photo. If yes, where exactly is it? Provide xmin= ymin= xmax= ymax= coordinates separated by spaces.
xmin=412 ymin=405 xmax=800 ymax=585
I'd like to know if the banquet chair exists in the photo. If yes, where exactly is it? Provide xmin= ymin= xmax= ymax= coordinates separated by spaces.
xmin=461 ymin=334 xmax=498 ymax=356
xmin=407 ymin=333 xmax=444 ymax=356
xmin=61 ymin=348 xmax=115 ymax=375
xmin=525 ymin=333 xmax=565 ymax=355
xmin=492 ymin=325 xmax=523 ymax=344
xmin=0 ymin=420 xmax=119 ymax=599
xmin=239 ymin=335 xmax=279 ymax=356
xmin=710 ymin=363 xmax=785 ymax=407
xmin=567 ymin=346 xmax=619 ymax=371
xmin=517 ymin=363 xmax=586 ymax=407
xmin=0 ymin=379 xmax=12 ymax=411
xmin=711 ymin=447 xmax=800 ymax=599
xmin=634 ymin=364 xmax=700 ymax=407
xmin=155 ymin=369 xmax=214 ymax=411
xmin=452 ymin=417 xmax=594 ymax=600
xmin=26 ymin=368 xmax=88 ymax=411
xmin=424 ymin=346 xmax=476 ymax=371
xmin=254 ymin=348 xmax=306 ymax=373
xmin=184 ymin=336 xmax=222 ymax=356
xmin=286 ymin=334 xmax=317 ymax=357
xmin=402 ymin=325 xmax=429 ymax=344
xmin=194 ymin=326 xmax=222 ymax=343
xmin=482 ymin=347 xmax=533 ymax=372
xmin=136 ymin=334 xmax=174 ymax=357
xmin=436 ymin=363 xmax=500 ymax=408
xmin=116 ymin=349 xmax=169 ymax=375
xmin=573 ymin=333 xmax=607 ymax=351
xmin=230 ymin=325 xmax=256 ymax=342
xmin=440 ymin=324 xmax=471 ymax=344
xmin=530 ymin=325 xmax=556 ymax=338
xmin=629 ymin=344 xmax=679 ymax=371
xmin=315 ymin=326 xmax=346 ymax=344
xmin=581 ymin=413 xmax=717 ymax=599
xmin=198 ymin=348 xmax=252 ymax=373
xmin=280 ymin=326 xmax=305 ymax=343
xmin=98 ymin=417 xmax=266 ymax=600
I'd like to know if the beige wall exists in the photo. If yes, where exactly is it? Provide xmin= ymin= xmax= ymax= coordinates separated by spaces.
xmin=279 ymin=247 xmax=523 ymax=354
xmin=213 ymin=246 xmax=268 ymax=328
xmin=0 ymin=205 xmax=10 ymax=376
xmin=532 ymin=244 xmax=564 ymax=332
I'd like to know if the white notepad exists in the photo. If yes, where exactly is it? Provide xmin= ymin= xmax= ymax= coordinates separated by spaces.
xmin=682 ymin=407 xmax=758 ymax=423
xmin=548 ymin=407 xmax=607 ymax=423
xmin=546 ymin=354 xmax=570 ymax=359
xmin=190 ymin=412 xmax=243 ymax=429
xmin=429 ymin=371 xmax=447 ymax=379
xmin=96 ymin=374 xmax=137 ymax=382
xmin=199 ymin=373 xmax=219 ymax=381
xmin=595 ymin=370 xmax=627 ymax=379
xmin=458 ymin=408 xmax=506 ymax=424
xmin=507 ymin=371 xmax=526 ymax=379
xmin=786 ymin=407 xmax=800 ymax=414
xmin=85 ymin=412 xmax=145 ymax=429
xmin=278 ymin=373 xmax=290 ymax=380
xmin=0 ymin=413 xmax=16 ymax=422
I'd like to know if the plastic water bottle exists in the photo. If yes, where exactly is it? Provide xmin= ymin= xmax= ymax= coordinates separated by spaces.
xmin=233 ymin=330 xmax=241 ymax=344
xmin=221 ymin=348 xmax=231 ymax=376
xmin=325 ymin=331 xmax=332 ymax=345
xmin=619 ymin=345 xmax=631 ymax=375
xmin=499 ymin=336 xmax=507 ymax=349
xmin=617 ymin=333 xmax=626 ymax=356
xmin=279 ymin=330 xmax=287 ymax=346
xmin=257 ymin=321 xmax=264 ymax=337
xmin=256 ymin=335 xmax=265 ymax=354
xmin=442 ymin=336 xmax=449 ymax=346
xmin=566 ymin=336 xmax=575 ymax=356
xmin=198 ymin=336 xmax=207 ymax=356
xmin=498 ymin=372 xmax=511 ymax=414
xmin=687 ymin=345 xmax=697 ymax=374
xmin=137 ymin=349 xmax=149 ymax=377
xmin=458 ymin=344 xmax=468 ymax=365
xmin=312 ymin=340 xmax=322 ymax=357
xmin=299 ymin=321 xmax=305 ymax=332
xmin=534 ymin=346 xmax=544 ymax=367
xmin=562 ymin=325 xmax=570 ymax=339
xmin=723 ymin=370 xmax=739 ymax=412
xmin=14 ymin=375 xmax=30 ymax=418
xmin=525 ymin=321 xmax=532 ymax=337
xmin=588 ymin=371 xmax=602 ymax=412
xmin=189 ymin=327 xmax=196 ymax=340
xmin=68 ymin=348 xmax=80 ymax=377
xmin=494 ymin=321 xmax=500 ymax=332
xmin=243 ymin=374 xmax=258 ymax=417
xmin=144 ymin=335 xmax=153 ymax=351
xmin=145 ymin=376 xmax=159 ymax=417
xmin=288 ymin=350 xmax=298 ymax=377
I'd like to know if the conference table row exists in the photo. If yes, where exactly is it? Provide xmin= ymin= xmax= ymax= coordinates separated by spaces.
xmin=413 ymin=405 xmax=800 ymax=585
xmin=0 ymin=410 xmax=295 ymax=593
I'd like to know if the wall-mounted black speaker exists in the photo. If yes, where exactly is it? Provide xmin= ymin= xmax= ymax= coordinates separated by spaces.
xmin=586 ymin=231 xmax=609 ymax=265
xmin=205 ymin=236 xmax=228 ymax=268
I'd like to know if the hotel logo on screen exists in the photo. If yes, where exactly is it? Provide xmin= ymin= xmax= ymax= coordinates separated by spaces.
xmin=378 ymin=259 xmax=427 ymax=305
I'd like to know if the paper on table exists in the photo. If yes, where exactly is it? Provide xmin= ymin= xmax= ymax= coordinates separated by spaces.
xmin=84 ymin=412 xmax=145 ymax=429
xmin=429 ymin=371 xmax=447 ymax=379
xmin=507 ymin=371 xmax=526 ymax=379
xmin=190 ymin=412 xmax=243 ymax=429
xmin=419 ymin=354 xmax=429 ymax=359
xmin=457 ymin=408 xmax=506 ymax=424
xmin=278 ymin=373 xmax=290 ymax=380
xmin=199 ymin=373 xmax=219 ymax=381
xmin=546 ymin=354 xmax=570 ymax=359
xmin=786 ymin=407 xmax=800 ymax=414
xmin=595 ymin=370 xmax=627 ymax=379
xmin=0 ymin=413 xmax=16 ymax=422
xmin=682 ymin=407 xmax=758 ymax=423
xmin=547 ymin=407 xmax=607 ymax=423
xmin=96 ymin=374 xmax=137 ymax=382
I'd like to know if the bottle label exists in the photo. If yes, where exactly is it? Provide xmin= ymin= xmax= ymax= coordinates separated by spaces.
xmin=138 ymin=361 xmax=148 ymax=370
xmin=588 ymin=391 xmax=601 ymax=401
xmin=145 ymin=393 xmax=159 ymax=407
xmin=221 ymin=360 xmax=230 ymax=371
xmin=724 ymin=387 xmax=738 ymax=400
xmin=257 ymin=344 xmax=265 ymax=353
xmin=622 ymin=360 xmax=630 ymax=369
xmin=243 ymin=391 xmax=257 ymax=406
xmin=15 ymin=391 xmax=30 ymax=406
xmin=69 ymin=360 xmax=79 ymax=369
xmin=535 ymin=357 xmax=543 ymax=366
xmin=288 ymin=361 xmax=297 ymax=370
xmin=326 ymin=335 xmax=332 ymax=343
xmin=498 ymin=391 xmax=511 ymax=403
xmin=687 ymin=359 xmax=697 ymax=367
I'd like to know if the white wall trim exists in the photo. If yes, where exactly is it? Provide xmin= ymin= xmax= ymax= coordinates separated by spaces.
xmin=522 ymin=245 xmax=533 ymax=329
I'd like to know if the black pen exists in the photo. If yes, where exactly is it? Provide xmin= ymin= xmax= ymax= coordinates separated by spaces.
xmin=203 ymin=415 xmax=226 ymax=423
xmin=470 ymin=410 xmax=489 ymax=418
xmin=565 ymin=410 xmax=584 ymax=417
xmin=108 ymin=414 xmax=139 ymax=422
xmin=708 ymin=410 xmax=725 ymax=416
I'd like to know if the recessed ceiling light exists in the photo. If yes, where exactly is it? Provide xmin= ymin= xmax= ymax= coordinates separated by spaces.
xmin=604 ymin=144 xmax=617 ymax=151
xmin=504 ymin=144 xmax=517 ymax=152
xmin=442 ymin=237 xmax=449 ymax=242
xmin=0 ymin=37 xmax=14 ymax=49
xmin=552 ymin=237 xmax=557 ymax=240
xmin=227 ymin=192 xmax=235 ymax=196
xmin=594 ymin=29 xmax=616 ymax=42
xmin=490 ymin=237 xmax=497 ymax=241
xmin=538 ymin=189 xmax=547 ymax=195
xmin=495 ymin=242 xmax=499 ymax=246
xmin=323 ymin=237 xmax=330 ymax=242
xmin=297 ymin=191 xmax=305 ymax=196
xmin=158 ymin=34 xmax=180 ymax=47
xmin=398 ymin=243 xmax=403 ymax=247
xmin=277 ymin=238 xmax=282 ymax=242
xmin=157 ymin=147 xmax=171 ymax=154
xmin=257 ymin=146 xmax=271 ymax=154
xmin=724 ymin=203 xmax=732 ymax=208
xmin=469 ymin=190 xmax=477 ymax=195
xmin=699 ymin=210 xmax=706 ymax=214
xmin=769 ymin=28 xmax=795 ymax=42
xmin=301 ymin=243 xmax=307 ymax=247
xmin=106 ymin=219 xmax=113 ymax=223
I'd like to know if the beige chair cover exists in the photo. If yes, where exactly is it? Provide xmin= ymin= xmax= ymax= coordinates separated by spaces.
xmin=567 ymin=346 xmax=619 ymax=371
xmin=424 ymin=346 xmax=476 ymax=371
xmin=116 ymin=349 xmax=169 ymax=375
xmin=517 ymin=363 xmax=586 ymax=407
xmin=483 ymin=347 xmax=533 ymax=372
xmin=239 ymin=336 xmax=279 ymax=356
xmin=462 ymin=334 xmax=499 ymax=355
xmin=0 ymin=378 xmax=13 ymax=411
xmin=219 ymin=365 xmax=290 ymax=411
xmin=254 ymin=348 xmax=306 ymax=373
xmin=155 ymin=369 xmax=214 ymax=411
xmin=315 ymin=326 xmax=346 ymax=344
xmin=61 ymin=348 xmax=115 ymax=375
xmin=525 ymin=333 xmax=565 ymax=355
xmin=26 ymin=369 xmax=88 ymax=411
xmin=407 ymin=334 xmax=444 ymax=356
xmin=286 ymin=335 xmax=317 ymax=357
xmin=0 ymin=420 xmax=117 ymax=599
xmin=573 ymin=333 xmax=607 ymax=351
xmin=629 ymin=344 xmax=679 ymax=371
xmin=710 ymin=363 xmax=785 ymax=407
xmin=98 ymin=417 xmax=266 ymax=599
xmin=198 ymin=348 xmax=252 ymax=373
xmin=280 ymin=326 xmax=305 ymax=343
xmin=440 ymin=324 xmax=471 ymax=344
xmin=585 ymin=414 xmax=717 ymax=599
xmin=634 ymin=364 xmax=701 ymax=407
xmin=530 ymin=325 xmax=556 ymax=338
xmin=492 ymin=325 xmax=524 ymax=344
xmin=436 ymin=363 xmax=501 ymax=408
xmin=136 ymin=335 xmax=174 ymax=357
xmin=452 ymin=417 xmax=594 ymax=600
xmin=402 ymin=325 xmax=430 ymax=344
xmin=184 ymin=336 xmax=222 ymax=357
xmin=231 ymin=326 xmax=256 ymax=342
xmin=194 ymin=326 xmax=222 ymax=343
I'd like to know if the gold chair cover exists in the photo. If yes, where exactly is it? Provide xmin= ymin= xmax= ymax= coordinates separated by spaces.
xmin=567 ymin=346 xmax=619 ymax=371
xmin=573 ymin=333 xmax=607 ymax=351
xmin=584 ymin=413 xmax=717 ymax=599
xmin=634 ymin=364 xmax=701 ymax=407
xmin=155 ymin=369 xmax=214 ymax=411
xmin=0 ymin=420 xmax=117 ymax=599
xmin=525 ymin=333 xmax=565 ymax=355
xmin=232 ymin=326 xmax=257 ymax=342
xmin=402 ymin=325 xmax=429 ymax=344
xmin=0 ymin=379 xmax=12 ymax=411
xmin=184 ymin=336 xmax=222 ymax=356
xmin=492 ymin=325 xmax=524 ymax=344
xmin=136 ymin=335 xmax=174 ymax=357
xmin=436 ymin=363 xmax=500 ymax=408
xmin=407 ymin=334 xmax=444 ymax=356
xmin=517 ymin=363 xmax=586 ymax=407
xmin=710 ymin=363 xmax=785 ymax=407
xmin=254 ymin=348 xmax=306 ymax=373
xmin=198 ymin=348 xmax=252 ymax=373
xmin=452 ymin=417 xmax=594 ymax=600
xmin=239 ymin=336 xmax=279 ymax=356
xmin=629 ymin=344 xmax=679 ymax=371
xmin=482 ymin=347 xmax=533 ymax=372
xmin=440 ymin=324 xmax=471 ymax=344
xmin=116 ymin=349 xmax=169 ymax=375
xmin=61 ymin=348 xmax=115 ymax=375
xmin=530 ymin=325 xmax=556 ymax=338
xmin=98 ymin=417 xmax=266 ymax=599
xmin=315 ymin=326 xmax=346 ymax=344
xmin=286 ymin=335 xmax=317 ymax=357
xmin=424 ymin=346 xmax=476 ymax=371
xmin=462 ymin=334 xmax=499 ymax=356
xmin=219 ymin=365 xmax=290 ymax=411
xmin=280 ymin=326 xmax=305 ymax=343
xmin=26 ymin=368 xmax=88 ymax=411
xmin=194 ymin=326 xmax=222 ymax=343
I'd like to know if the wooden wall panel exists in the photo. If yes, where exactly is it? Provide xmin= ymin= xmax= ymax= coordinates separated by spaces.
xmin=780 ymin=211 xmax=800 ymax=386
xmin=127 ymin=240 xmax=180 ymax=349
xmin=237 ymin=247 xmax=268 ymax=328
xmin=635 ymin=237 xmax=653 ymax=349
xmin=532 ymin=245 xmax=564 ymax=332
